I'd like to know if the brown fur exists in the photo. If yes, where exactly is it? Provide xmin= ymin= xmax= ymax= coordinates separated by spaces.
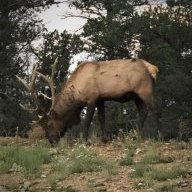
xmin=41 ymin=59 xmax=159 ymax=144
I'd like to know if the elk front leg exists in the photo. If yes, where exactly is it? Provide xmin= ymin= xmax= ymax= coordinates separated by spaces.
xmin=97 ymin=100 xmax=108 ymax=142
xmin=83 ymin=103 xmax=95 ymax=141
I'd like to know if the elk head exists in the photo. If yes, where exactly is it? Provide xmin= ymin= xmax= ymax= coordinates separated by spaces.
xmin=16 ymin=58 xmax=62 ymax=144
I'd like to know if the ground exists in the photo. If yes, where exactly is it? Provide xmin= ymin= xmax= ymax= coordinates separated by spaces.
xmin=0 ymin=135 xmax=192 ymax=192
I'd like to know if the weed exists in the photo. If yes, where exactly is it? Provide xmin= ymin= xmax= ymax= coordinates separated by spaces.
xmin=140 ymin=147 xmax=174 ymax=164
xmin=0 ymin=145 xmax=51 ymax=177
xmin=158 ymin=183 xmax=177 ymax=192
xmin=170 ymin=141 xmax=189 ymax=150
xmin=187 ymin=152 xmax=192 ymax=161
xmin=149 ymin=167 xmax=187 ymax=181
xmin=131 ymin=164 xmax=152 ymax=178
xmin=134 ymin=177 xmax=154 ymax=190
xmin=119 ymin=152 xmax=133 ymax=166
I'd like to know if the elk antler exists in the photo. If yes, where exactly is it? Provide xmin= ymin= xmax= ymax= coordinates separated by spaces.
xmin=36 ymin=57 xmax=58 ymax=110
xmin=16 ymin=64 xmax=39 ymax=111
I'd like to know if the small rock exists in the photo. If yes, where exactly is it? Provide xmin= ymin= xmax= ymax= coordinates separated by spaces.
xmin=135 ymin=148 xmax=142 ymax=155
xmin=147 ymin=188 xmax=155 ymax=192
xmin=23 ymin=181 xmax=31 ymax=190
xmin=180 ymin=181 xmax=189 ymax=187
xmin=41 ymin=174 xmax=46 ymax=178
xmin=138 ymin=182 xmax=145 ymax=187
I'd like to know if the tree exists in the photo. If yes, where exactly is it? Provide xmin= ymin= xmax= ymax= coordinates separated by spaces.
xmin=0 ymin=0 xmax=61 ymax=136
xmin=136 ymin=2 xmax=192 ymax=139
xmin=70 ymin=0 xmax=149 ymax=59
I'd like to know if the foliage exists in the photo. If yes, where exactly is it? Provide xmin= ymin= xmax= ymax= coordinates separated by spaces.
xmin=136 ymin=2 xmax=192 ymax=139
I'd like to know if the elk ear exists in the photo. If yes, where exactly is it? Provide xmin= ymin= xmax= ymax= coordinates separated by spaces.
xmin=49 ymin=109 xmax=58 ymax=119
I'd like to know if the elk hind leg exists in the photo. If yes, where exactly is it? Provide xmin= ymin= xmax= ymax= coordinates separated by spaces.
xmin=135 ymin=97 xmax=148 ymax=135
xmin=83 ymin=103 xmax=95 ymax=141
xmin=97 ymin=100 xmax=108 ymax=142
xmin=139 ymin=92 xmax=162 ymax=138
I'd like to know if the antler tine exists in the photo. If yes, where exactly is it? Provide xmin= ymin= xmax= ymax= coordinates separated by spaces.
xmin=51 ymin=57 xmax=58 ymax=80
xmin=19 ymin=103 xmax=38 ymax=112
xmin=36 ymin=57 xmax=58 ymax=110
xmin=29 ymin=64 xmax=38 ymax=91
xmin=16 ymin=64 xmax=38 ymax=91
xmin=16 ymin=64 xmax=39 ymax=112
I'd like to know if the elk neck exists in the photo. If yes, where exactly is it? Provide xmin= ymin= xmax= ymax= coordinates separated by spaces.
xmin=52 ymin=84 xmax=85 ymax=119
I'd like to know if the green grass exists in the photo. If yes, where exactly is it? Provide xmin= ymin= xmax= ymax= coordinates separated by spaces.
xmin=132 ymin=163 xmax=187 ymax=190
xmin=119 ymin=151 xmax=134 ymax=166
xmin=157 ymin=183 xmax=177 ymax=192
xmin=0 ymin=145 xmax=51 ymax=177
xmin=132 ymin=164 xmax=187 ymax=181
xmin=187 ymin=152 xmax=192 ymax=161
xmin=48 ymin=144 xmax=116 ymax=185
xmin=140 ymin=147 xmax=174 ymax=164
xmin=131 ymin=164 xmax=152 ymax=178
xmin=149 ymin=166 xmax=187 ymax=181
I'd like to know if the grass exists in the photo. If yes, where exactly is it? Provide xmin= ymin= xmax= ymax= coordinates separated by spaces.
xmin=48 ymin=144 xmax=116 ymax=185
xmin=0 ymin=145 xmax=51 ymax=177
xmin=140 ymin=147 xmax=174 ymax=164
xmin=132 ymin=164 xmax=187 ymax=180
xmin=50 ymin=185 xmax=77 ymax=192
xmin=149 ymin=166 xmax=187 ymax=181
xmin=132 ymin=163 xmax=187 ymax=190
xmin=119 ymin=151 xmax=134 ymax=166
xmin=187 ymin=152 xmax=192 ymax=161
xmin=170 ymin=140 xmax=190 ymax=150
xmin=131 ymin=164 xmax=152 ymax=178
xmin=157 ymin=183 xmax=177 ymax=192
xmin=132 ymin=163 xmax=187 ymax=187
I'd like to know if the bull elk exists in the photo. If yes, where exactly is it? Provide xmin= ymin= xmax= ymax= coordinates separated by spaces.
xmin=17 ymin=58 xmax=160 ymax=144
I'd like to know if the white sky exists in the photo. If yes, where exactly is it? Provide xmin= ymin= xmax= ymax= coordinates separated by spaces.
xmin=39 ymin=3 xmax=86 ymax=33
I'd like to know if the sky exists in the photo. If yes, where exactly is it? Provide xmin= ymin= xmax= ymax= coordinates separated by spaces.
xmin=39 ymin=3 xmax=86 ymax=33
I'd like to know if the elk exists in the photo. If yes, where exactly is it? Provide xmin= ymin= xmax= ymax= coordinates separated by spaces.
xmin=17 ymin=58 xmax=160 ymax=144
